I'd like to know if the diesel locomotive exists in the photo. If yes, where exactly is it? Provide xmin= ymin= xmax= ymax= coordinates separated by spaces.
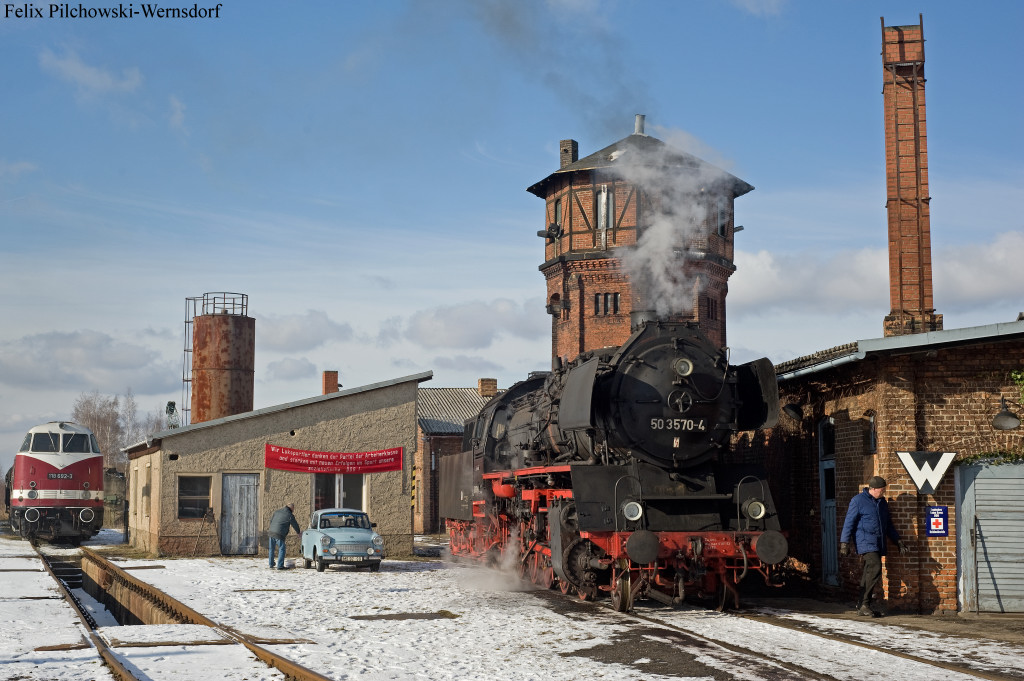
xmin=441 ymin=319 xmax=787 ymax=610
xmin=4 ymin=421 xmax=105 ymax=543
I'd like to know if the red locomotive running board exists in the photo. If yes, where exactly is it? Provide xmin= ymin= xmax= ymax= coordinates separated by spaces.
xmin=264 ymin=443 xmax=402 ymax=474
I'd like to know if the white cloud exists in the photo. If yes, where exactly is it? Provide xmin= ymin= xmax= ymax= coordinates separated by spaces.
xmin=729 ymin=0 xmax=787 ymax=17
xmin=729 ymin=247 xmax=888 ymax=316
xmin=0 ymin=160 xmax=38 ymax=180
xmin=39 ymin=47 xmax=143 ymax=95
xmin=256 ymin=310 xmax=353 ymax=352
xmin=935 ymin=231 xmax=1024 ymax=311
xmin=0 ymin=330 xmax=178 ymax=394
xmin=401 ymin=298 xmax=548 ymax=350
xmin=169 ymin=95 xmax=187 ymax=133
xmin=265 ymin=357 xmax=318 ymax=382
xmin=431 ymin=354 xmax=503 ymax=373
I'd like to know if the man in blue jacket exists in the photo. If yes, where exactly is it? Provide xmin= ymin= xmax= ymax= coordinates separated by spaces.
xmin=268 ymin=503 xmax=301 ymax=570
xmin=839 ymin=476 xmax=909 ymax=616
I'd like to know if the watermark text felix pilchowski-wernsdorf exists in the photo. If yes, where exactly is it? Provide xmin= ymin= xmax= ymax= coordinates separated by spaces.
xmin=3 ymin=3 xmax=223 ymax=19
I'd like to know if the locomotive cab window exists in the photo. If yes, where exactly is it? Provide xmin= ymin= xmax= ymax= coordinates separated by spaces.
xmin=31 ymin=433 xmax=60 ymax=452
xmin=178 ymin=475 xmax=212 ymax=519
xmin=62 ymin=434 xmax=91 ymax=453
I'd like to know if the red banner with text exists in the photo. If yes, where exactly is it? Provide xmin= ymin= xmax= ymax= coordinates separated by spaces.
xmin=264 ymin=443 xmax=403 ymax=474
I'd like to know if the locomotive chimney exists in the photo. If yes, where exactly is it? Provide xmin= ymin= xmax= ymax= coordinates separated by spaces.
xmin=634 ymin=114 xmax=646 ymax=135
xmin=630 ymin=310 xmax=657 ymax=332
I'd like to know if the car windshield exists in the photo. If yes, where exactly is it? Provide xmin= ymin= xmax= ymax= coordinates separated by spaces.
xmin=318 ymin=513 xmax=370 ymax=530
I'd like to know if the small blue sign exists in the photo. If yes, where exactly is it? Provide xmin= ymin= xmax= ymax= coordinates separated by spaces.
xmin=926 ymin=506 xmax=948 ymax=537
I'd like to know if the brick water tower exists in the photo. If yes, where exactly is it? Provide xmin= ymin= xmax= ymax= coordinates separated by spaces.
xmin=527 ymin=115 xmax=754 ymax=365
xmin=182 ymin=292 xmax=255 ymax=425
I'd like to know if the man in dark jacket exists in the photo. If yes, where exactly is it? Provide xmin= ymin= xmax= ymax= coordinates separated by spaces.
xmin=840 ymin=476 xmax=909 ymax=616
xmin=268 ymin=503 xmax=301 ymax=570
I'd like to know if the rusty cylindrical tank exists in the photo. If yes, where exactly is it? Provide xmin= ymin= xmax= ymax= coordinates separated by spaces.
xmin=190 ymin=294 xmax=255 ymax=424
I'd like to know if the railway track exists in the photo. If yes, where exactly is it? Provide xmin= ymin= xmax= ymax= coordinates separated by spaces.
xmin=580 ymin=595 xmax=1018 ymax=681
xmin=34 ymin=544 xmax=333 ymax=681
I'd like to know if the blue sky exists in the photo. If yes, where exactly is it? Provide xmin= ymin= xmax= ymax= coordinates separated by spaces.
xmin=1 ymin=0 xmax=1022 ymax=469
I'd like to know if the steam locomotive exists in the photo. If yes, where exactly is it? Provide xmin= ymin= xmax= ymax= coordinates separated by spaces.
xmin=441 ymin=319 xmax=787 ymax=610
xmin=4 ymin=421 xmax=105 ymax=544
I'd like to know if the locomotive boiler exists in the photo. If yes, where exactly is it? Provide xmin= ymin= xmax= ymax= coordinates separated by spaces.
xmin=441 ymin=319 xmax=787 ymax=610
xmin=4 ymin=421 xmax=105 ymax=544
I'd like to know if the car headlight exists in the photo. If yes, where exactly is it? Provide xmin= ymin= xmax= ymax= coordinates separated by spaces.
xmin=329 ymin=547 xmax=338 ymax=555
xmin=319 ymin=535 xmax=331 ymax=547
xmin=372 ymin=535 xmax=384 ymax=547
xmin=366 ymin=546 xmax=376 ymax=556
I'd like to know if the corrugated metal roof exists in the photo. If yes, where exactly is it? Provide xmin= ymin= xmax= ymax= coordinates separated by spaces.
xmin=417 ymin=387 xmax=499 ymax=435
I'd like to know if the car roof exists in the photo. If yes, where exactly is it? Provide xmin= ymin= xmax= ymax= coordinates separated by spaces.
xmin=314 ymin=508 xmax=367 ymax=515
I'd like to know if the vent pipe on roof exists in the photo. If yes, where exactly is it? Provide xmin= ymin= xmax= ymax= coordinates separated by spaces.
xmin=634 ymin=114 xmax=646 ymax=135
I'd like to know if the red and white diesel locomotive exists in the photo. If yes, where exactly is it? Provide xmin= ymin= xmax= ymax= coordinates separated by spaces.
xmin=441 ymin=320 xmax=787 ymax=611
xmin=4 ymin=421 xmax=104 ymax=543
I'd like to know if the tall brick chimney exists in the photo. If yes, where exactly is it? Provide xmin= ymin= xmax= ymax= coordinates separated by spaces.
xmin=477 ymin=378 xmax=498 ymax=399
xmin=322 ymin=370 xmax=340 ymax=395
xmin=881 ymin=15 xmax=942 ymax=337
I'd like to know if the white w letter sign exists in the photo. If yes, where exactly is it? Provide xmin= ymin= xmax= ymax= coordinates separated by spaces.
xmin=896 ymin=451 xmax=957 ymax=495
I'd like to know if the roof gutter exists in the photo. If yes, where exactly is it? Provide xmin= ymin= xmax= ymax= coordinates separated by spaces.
xmin=777 ymin=350 xmax=865 ymax=382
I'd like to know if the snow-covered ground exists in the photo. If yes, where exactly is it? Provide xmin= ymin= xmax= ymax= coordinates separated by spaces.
xmin=3 ymin=530 xmax=1021 ymax=681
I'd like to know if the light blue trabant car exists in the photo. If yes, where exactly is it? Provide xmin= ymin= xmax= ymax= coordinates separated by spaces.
xmin=301 ymin=508 xmax=385 ymax=572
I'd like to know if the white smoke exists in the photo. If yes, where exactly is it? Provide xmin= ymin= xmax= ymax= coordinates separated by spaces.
xmin=613 ymin=126 xmax=737 ymax=318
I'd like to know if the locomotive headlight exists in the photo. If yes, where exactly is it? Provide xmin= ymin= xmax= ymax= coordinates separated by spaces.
xmin=622 ymin=501 xmax=644 ymax=522
xmin=27 ymin=490 xmax=37 ymax=499
xmin=29 ymin=481 xmax=37 ymax=488
xmin=742 ymin=498 xmax=768 ymax=521
xmin=672 ymin=358 xmax=694 ymax=377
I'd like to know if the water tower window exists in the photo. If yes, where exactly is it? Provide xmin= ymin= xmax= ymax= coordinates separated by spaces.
xmin=716 ymin=197 xmax=729 ymax=237
xmin=594 ymin=292 xmax=620 ymax=316
xmin=554 ymin=197 xmax=562 ymax=228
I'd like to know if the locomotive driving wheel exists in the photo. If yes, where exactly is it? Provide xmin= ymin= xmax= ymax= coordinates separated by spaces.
xmin=610 ymin=571 xmax=632 ymax=612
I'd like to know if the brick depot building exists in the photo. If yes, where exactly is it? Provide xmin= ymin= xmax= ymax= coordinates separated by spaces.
xmin=735 ymin=322 xmax=1024 ymax=613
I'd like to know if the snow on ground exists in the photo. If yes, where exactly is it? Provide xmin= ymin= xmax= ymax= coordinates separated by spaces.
xmin=3 ymin=531 xmax=1022 ymax=681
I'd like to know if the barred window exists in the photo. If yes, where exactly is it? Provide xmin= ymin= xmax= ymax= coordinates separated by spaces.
xmin=594 ymin=292 xmax=620 ymax=316
xmin=178 ymin=476 xmax=211 ymax=519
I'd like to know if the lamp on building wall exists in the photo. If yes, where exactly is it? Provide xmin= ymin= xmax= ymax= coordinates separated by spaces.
xmin=992 ymin=397 xmax=1021 ymax=431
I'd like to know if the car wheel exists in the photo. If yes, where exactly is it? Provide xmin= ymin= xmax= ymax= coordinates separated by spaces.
xmin=369 ymin=562 xmax=380 ymax=573
xmin=302 ymin=553 xmax=312 ymax=569
xmin=315 ymin=552 xmax=325 ymax=572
